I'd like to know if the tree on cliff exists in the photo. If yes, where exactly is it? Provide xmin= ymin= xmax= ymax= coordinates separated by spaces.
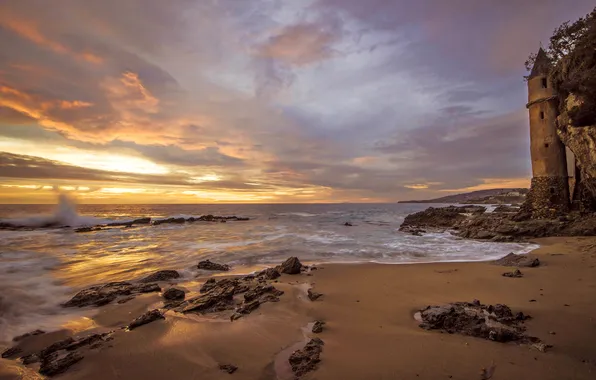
xmin=525 ymin=7 xmax=596 ymax=127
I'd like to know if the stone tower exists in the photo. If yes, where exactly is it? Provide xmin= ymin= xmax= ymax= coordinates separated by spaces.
xmin=524 ymin=48 xmax=570 ymax=218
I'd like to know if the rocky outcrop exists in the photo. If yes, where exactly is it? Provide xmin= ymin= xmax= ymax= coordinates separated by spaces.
xmin=312 ymin=321 xmax=325 ymax=333
xmin=163 ymin=288 xmax=186 ymax=301
xmin=289 ymin=338 xmax=324 ymax=378
xmin=128 ymin=309 xmax=165 ymax=330
xmin=278 ymin=256 xmax=303 ymax=274
xmin=13 ymin=329 xmax=45 ymax=342
xmin=197 ymin=260 xmax=230 ymax=271
xmin=503 ymin=269 xmax=524 ymax=278
xmin=399 ymin=206 xmax=485 ymax=233
xmin=307 ymin=288 xmax=323 ymax=301
xmin=139 ymin=270 xmax=180 ymax=283
xmin=257 ymin=267 xmax=281 ymax=280
xmin=219 ymin=364 xmax=238 ymax=374
xmin=417 ymin=301 xmax=540 ymax=345
xmin=493 ymin=205 xmax=520 ymax=213
xmin=63 ymin=281 xmax=161 ymax=308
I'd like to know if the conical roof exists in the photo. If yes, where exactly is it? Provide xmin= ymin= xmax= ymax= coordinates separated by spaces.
xmin=529 ymin=48 xmax=552 ymax=78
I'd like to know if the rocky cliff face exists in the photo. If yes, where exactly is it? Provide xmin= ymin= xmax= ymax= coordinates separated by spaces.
xmin=557 ymin=95 xmax=596 ymax=211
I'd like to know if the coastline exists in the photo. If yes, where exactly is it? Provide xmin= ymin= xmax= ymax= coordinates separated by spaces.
xmin=2 ymin=236 xmax=596 ymax=379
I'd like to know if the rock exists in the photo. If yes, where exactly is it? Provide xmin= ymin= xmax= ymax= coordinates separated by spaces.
xmin=279 ymin=257 xmax=303 ymax=275
xmin=399 ymin=206 xmax=471 ymax=233
xmin=13 ymin=329 xmax=45 ymax=342
xmin=21 ymin=353 xmax=40 ymax=365
xmin=1 ymin=346 xmax=22 ymax=358
xmin=502 ymin=269 xmax=524 ymax=278
xmin=139 ymin=270 xmax=180 ymax=283
xmin=176 ymin=281 xmax=237 ymax=313
xmin=41 ymin=338 xmax=75 ymax=358
xmin=475 ymin=230 xmax=495 ymax=240
xmin=163 ymin=288 xmax=186 ymax=301
xmin=257 ymin=267 xmax=281 ymax=280
xmin=128 ymin=309 xmax=165 ymax=330
xmin=494 ymin=253 xmax=540 ymax=268
xmin=63 ymin=281 xmax=161 ymax=308
xmin=344 ymin=222 xmax=353 ymax=226
xmin=532 ymin=342 xmax=553 ymax=353
xmin=39 ymin=352 xmax=84 ymax=377
xmin=117 ymin=296 xmax=135 ymax=304
xmin=312 ymin=321 xmax=325 ymax=333
xmin=417 ymin=301 xmax=541 ymax=345
xmin=219 ymin=364 xmax=238 ymax=374
xmin=243 ymin=285 xmax=284 ymax=302
xmin=64 ymin=333 xmax=111 ymax=351
xmin=197 ymin=260 xmax=230 ymax=271
xmin=74 ymin=226 xmax=102 ymax=233
xmin=132 ymin=217 xmax=151 ymax=224
xmin=493 ymin=205 xmax=520 ymax=213
xmin=153 ymin=217 xmax=186 ymax=225
xmin=307 ymin=288 xmax=323 ymax=301
xmin=200 ymin=278 xmax=217 ymax=293
xmin=289 ymin=338 xmax=324 ymax=377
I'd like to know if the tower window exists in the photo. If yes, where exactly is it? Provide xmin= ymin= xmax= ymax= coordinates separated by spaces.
xmin=540 ymin=111 xmax=545 ymax=120
xmin=541 ymin=77 xmax=548 ymax=88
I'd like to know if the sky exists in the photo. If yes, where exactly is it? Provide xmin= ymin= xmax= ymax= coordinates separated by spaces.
xmin=0 ymin=0 xmax=594 ymax=204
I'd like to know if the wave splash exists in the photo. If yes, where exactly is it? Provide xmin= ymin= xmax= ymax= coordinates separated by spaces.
xmin=0 ymin=194 xmax=108 ymax=229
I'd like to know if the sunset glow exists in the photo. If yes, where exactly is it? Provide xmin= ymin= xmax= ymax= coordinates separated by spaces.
xmin=0 ymin=1 xmax=592 ymax=203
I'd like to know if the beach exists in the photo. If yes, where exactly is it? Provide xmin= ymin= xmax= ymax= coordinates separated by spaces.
xmin=2 ymin=236 xmax=595 ymax=379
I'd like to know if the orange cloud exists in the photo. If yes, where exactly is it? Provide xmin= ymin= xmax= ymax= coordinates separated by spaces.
xmin=0 ymin=14 xmax=102 ymax=64
xmin=256 ymin=23 xmax=339 ymax=66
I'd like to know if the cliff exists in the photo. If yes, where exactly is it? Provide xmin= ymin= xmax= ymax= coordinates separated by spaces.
xmin=398 ymin=188 xmax=528 ymax=205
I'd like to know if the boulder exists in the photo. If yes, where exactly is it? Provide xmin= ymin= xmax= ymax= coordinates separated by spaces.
xmin=288 ymin=338 xmax=324 ymax=377
xmin=219 ymin=364 xmax=238 ymax=374
xmin=128 ymin=309 xmax=165 ymax=330
xmin=1 ymin=346 xmax=22 ymax=358
xmin=307 ymin=288 xmax=323 ymax=301
xmin=417 ymin=300 xmax=541 ymax=345
xmin=502 ymin=269 xmax=524 ymax=278
xmin=257 ymin=267 xmax=281 ymax=280
xmin=139 ymin=270 xmax=180 ymax=283
xmin=493 ymin=253 xmax=540 ymax=268
xmin=399 ymin=206 xmax=470 ymax=233
xmin=63 ymin=281 xmax=161 ymax=308
xmin=312 ymin=321 xmax=325 ymax=334
xmin=198 ymin=260 xmax=230 ymax=271
xmin=279 ymin=257 xmax=302 ymax=275
xmin=39 ymin=352 xmax=84 ymax=377
xmin=163 ymin=288 xmax=186 ymax=301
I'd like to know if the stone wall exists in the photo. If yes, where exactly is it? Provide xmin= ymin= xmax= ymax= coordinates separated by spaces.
xmin=520 ymin=176 xmax=570 ymax=219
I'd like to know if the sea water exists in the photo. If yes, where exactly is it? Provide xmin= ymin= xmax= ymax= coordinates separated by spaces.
xmin=0 ymin=199 xmax=537 ymax=341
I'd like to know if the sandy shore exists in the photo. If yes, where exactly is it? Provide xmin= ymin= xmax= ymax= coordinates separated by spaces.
xmin=2 ymin=236 xmax=596 ymax=379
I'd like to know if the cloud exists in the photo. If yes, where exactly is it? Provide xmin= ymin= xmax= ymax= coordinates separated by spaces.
xmin=256 ymin=22 xmax=342 ymax=66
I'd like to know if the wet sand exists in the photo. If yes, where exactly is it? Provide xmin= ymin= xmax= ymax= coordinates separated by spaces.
xmin=2 ymin=236 xmax=596 ymax=379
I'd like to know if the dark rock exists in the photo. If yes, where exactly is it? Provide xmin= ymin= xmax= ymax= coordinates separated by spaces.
xmin=417 ymin=301 xmax=541 ymax=345
xmin=74 ymin=226 xmax=103 ymax=233
xmin=117 ymin=296 xmax=135 ymax=304
xmin=493 ymin=205 xmax=520 ymax=213
xmin=494 ymin=253 xmax=540 ymax=268
xmin=200 ymin=278 xmax=217 ymax=293
xmin=13 ymin=329 xmax=45 ymax=342
xmin=163 ymin=288 xmax=186 ymax=301
xmin=243 ymin=285 xmax=283 ymax=302
xmin=176 ymin=281 xmax=237 ymax=313
xmin=503 ymin=269 xmax=524 ymax=278
xmin=132 ymin=217 xmax=151 ymax=224
xmin=289 ymin=338 xmax=324 ymax=377
xmin=139 ymin=270 xmax=180 ymax=283
xmin=257 ymin=267 xmax=281 ymax=280
xmin=39 ymin=352 xmax=84 ymax=377
xmin=64 ymin=333 xmax=111 ymax=351
xmin=344 ymin=222 xmax=353 ymax=226
xmin=1 ymin=346 xmax=22 ymax=358
xmin=399 ymin=206 xmax=475 ymax=233
xmin=312 ymin=321 xmax=325 ymax=333
xmin=153 ymin=217 xmax=186 ymax=225
xmin=63 ymin=281 xmax=161 ymax=308
xmin=128 ymin=309 xmax=165 ymax=330
xmin=307 ymin=288 xmax=323 ymax=301
xmin=198 ymin=260 xmax=230 ymax=271
xmin=40 ymin=337 xmax=75 ymax=359
xmin=219 ymin=364 xmax=238 ymax=374
xmin=21 ymin=353 xmax=40 ymax=365
xmin=279 ymin=257 xmax=303 ymax=275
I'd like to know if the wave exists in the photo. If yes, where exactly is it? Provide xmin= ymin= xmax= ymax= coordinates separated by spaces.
xmin=0 ymin=194 xmax=110 ymax=229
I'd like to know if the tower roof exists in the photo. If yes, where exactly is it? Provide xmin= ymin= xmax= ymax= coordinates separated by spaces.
xmin=529 ymin=48 xmax=552 ymax=78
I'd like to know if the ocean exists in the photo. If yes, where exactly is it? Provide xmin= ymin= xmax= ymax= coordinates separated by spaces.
xmin=0 ymin=200 xmax=537 ymax=342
